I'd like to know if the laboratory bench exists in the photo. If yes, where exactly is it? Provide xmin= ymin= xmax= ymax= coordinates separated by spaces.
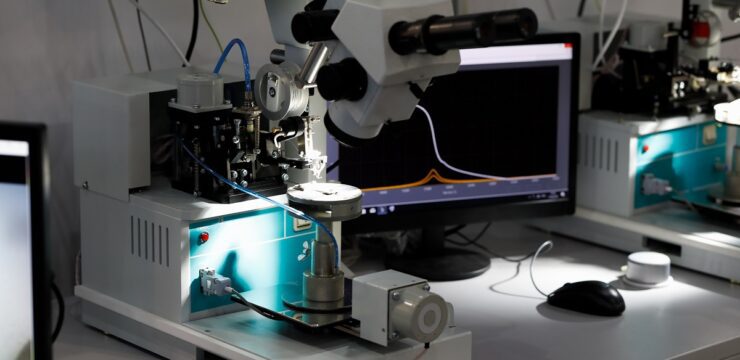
xmin=55 ymin=221 xmax=740 ymax=360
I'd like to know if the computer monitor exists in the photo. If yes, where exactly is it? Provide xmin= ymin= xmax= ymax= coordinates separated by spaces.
xmin=327 ymin=33 xmax=579 ymax=280
xmin=0 ymin=122 xmax=50 ymax=359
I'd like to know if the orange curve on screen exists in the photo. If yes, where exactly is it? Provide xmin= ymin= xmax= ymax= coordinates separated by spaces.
xmin=362 ymin=169 xmax=494 ymax=192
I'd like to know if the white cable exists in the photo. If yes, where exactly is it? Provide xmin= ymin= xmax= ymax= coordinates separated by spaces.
xmin=592 ymin=0 xmax=629 ymax=71
xmin=529 ymin=240 xmax=554 ymax=297
xmin=108 ymin=0 xmax=134 ymax=73
xmin=598 ymin=0 xmax=607 ymax=59
xmin=545 ymin=0 xmax=556 ymax=20
xmin=416 ymin=105 xmax=554 ymax=181
xmin=124 ymin=0 xmax=191 ymax=67
xmin=594 ymin=0 xmax=603 ymax=13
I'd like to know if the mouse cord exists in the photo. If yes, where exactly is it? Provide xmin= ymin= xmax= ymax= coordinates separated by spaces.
xmin=529 ymin=240 xmax=554 ymax=297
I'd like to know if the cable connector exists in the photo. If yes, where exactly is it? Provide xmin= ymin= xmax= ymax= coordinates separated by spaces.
xmin=641 ymin=173 xmax=673 ymax=196
xmin=199 ymin=267 xmax=232 ymax=296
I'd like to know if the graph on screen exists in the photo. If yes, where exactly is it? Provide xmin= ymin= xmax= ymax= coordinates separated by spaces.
xmin=337 ymin=65 xmax=560 ymax=193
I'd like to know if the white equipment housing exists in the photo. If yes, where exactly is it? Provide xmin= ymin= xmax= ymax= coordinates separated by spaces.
xmin=72 ymin=66 xmax=471 ymax=360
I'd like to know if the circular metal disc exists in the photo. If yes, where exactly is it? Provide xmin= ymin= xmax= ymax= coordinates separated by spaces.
xmin=287 ymin=183 xmax=363 ymax=221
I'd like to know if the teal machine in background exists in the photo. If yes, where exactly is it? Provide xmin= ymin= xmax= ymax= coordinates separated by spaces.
xmin=532 ymin=111 xmax=740 ymax=281
xmin=574 ymin=112 xmax=731 ymax=217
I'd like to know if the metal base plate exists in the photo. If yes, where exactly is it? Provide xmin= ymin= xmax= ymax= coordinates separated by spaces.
xmin=707 ymin=187 xmax=740 ymax=207
xmin=675 ymin=188 xmax=740 ymax=221
xmin=235 ymin=284 xmax=351 ymax=329
xmin=281 ymin=293 xmax=351 ymax=314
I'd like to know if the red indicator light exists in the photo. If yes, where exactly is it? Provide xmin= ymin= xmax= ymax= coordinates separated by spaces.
xmin=200 ymin=232 xmax=209 ymax=243
xmin=564 ymin=43 xmax=573 ymax=48
xmin=642 ymin=145 xmax=650 ymax=153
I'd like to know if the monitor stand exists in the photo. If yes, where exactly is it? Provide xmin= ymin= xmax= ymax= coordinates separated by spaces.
xmin=385 ymin=225 xmax=491 ymax=281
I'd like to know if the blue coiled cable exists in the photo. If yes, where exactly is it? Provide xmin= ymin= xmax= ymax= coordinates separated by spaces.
xmin=213 ymin=38 xmax=252 ymax=93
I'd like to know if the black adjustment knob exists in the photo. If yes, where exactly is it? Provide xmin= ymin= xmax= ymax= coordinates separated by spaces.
xmin=291 ymin=10 xmax=339 ymax=44
xmin=316 ymin=58 xmax=368 ymax=102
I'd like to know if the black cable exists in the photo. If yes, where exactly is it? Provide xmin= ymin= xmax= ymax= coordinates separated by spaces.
xmin=51 ymin=280 xmax=65 ymax=343
xmin=577 ymin=0 xmax=587 ymax=17
xmin=326 ymin=160 xmax=340 ymax=174
xmin=135 ymin=0 xmax=151 ymax=72
xmin=444 ymin=224 xmax=466 ymax=236
xmin=445 ymin=223 xmax=537 ymax=263
xmin=449 ymin=222 xmax=492 ymax=246
xmin=722 ymin=33 xmax=740 ymax=43
xmin=230 ymin=290 xmax=281 ymax=321
xmin=184 ymin=0 xmax=199 ymax=66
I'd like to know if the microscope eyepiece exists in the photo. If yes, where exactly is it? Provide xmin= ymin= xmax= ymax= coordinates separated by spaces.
xmin=389 ymin=8 xmax=538 ymax=56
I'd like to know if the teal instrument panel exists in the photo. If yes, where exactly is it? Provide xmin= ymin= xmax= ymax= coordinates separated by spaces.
xmin=188 ymin=207 xmax=316 ymax=313
xmin=634 ymin=122 xmax=727 ymax=209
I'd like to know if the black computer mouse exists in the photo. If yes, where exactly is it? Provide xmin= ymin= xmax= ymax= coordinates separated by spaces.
xmin=546 ymin=280 xmax=625 ymax=316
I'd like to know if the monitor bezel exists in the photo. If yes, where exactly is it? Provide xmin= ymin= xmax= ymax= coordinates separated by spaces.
xmin=0 ymin=121 xmax=51 ymax=359
xmin=343 ymin=33 xmax=580 ymax=234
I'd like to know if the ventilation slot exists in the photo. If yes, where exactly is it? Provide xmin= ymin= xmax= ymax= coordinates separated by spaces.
xmin=580 ymin=133 xmax=620 ymax=174
xmin=131 ymin=216 xmax=169 ymax=267
xmin=614 ymin=141 xmax=619 ymax=173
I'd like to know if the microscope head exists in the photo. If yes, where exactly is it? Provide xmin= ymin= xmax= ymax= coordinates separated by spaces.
xmin=291 ymin=0 xmax=537 ymax=146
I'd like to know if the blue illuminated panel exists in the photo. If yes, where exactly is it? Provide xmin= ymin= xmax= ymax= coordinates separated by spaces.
xmin=188 ymin=207 xmax=316 ymax=313
xmin=635 ymin=123 xmax=727 ymax=209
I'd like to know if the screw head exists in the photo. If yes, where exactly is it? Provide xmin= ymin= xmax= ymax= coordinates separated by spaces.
xmin=422 ymin=284 xmax=431 ymax=291
xmin=240 ymin=180 xmax=249 ymax=188
xmin=281 ymin=173 xmax=290 ymax=182
xmin=391 ymin=291 xmax=400 ymax=301
xmin=240 ymin=169 xmax=249 ymax=177
xmin=82 ymin=181 xmax=89 ymax=190
xmin=232 ymin=136 xmax=240 ymax=144
xmin=390 ymin=331 xmax=400 ymax=340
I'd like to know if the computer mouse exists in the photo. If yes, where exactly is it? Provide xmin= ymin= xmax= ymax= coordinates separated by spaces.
xmin=546 ymin=280 xmax=625 ymax=316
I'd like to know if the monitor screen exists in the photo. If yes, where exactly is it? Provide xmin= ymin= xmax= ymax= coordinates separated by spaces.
xmin=0 ymin=138 xmax=35 ymax=358
xmin=327 ymin=35 xmax=577 ymax=230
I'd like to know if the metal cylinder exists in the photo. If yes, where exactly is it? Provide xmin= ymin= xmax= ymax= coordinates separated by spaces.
xmin=270 ymin=49 xmax=286 ymax=64
xmin=176 ymin=73 xmax=225 ymax=109
xmin=389 ymin=8 xmax=538 ymax=55
xmin=303 ymin=270 xmax=344 ymax=302
xmin=390 ymin=287 xmax=448 ymax=344
xmin=310 ymin=237 xmax=335 ymax=277
xmin=298 ymin=43 xmax=331 ymax=87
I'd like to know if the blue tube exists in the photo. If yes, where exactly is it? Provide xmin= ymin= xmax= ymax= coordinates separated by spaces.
xmin=213 ymin=38 xmax=252 ymax=94
xmin=179 ymin=141 xmax=340 ymax=269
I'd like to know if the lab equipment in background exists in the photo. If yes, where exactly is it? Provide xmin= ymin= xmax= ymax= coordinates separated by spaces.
xmin=332 ymin=34 xmax=579 ymax=281
xmin=532 ymin=0 xmax=740 ymax=284
xmin=543 ymin=0 xmax=740 ymax=114
xmin=0 ymin=122 xmax=51 ymax=360
xmin=574 ymin=111 xmax=727 ymax=218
